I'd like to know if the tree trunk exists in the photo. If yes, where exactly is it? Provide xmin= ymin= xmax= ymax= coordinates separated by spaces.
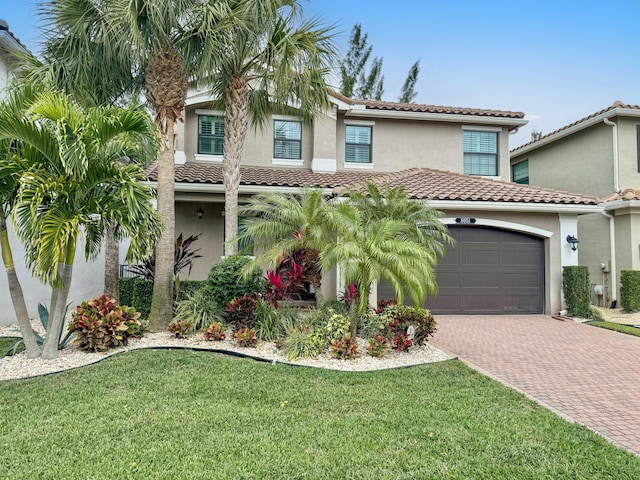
xmin=41 ymin=239 xmax=76 ymax=360
xmin=0 ymin=220 xmax=40 ymax=358
xmin=148 ymin=116 xmax=176 ymax=331
xmin=104 ymin=222 xmax=119 ymax=301
xmin=223 ymin=75 xmax=250 ymax=256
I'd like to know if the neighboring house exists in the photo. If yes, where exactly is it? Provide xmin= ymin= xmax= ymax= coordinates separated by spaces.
xmin=145 ymin=90 xmax=600 ymax=316
xmin=510 ymin=102 xmax=640 ymax=308
xmin=0 ymin=20 xmax=104 ymax=326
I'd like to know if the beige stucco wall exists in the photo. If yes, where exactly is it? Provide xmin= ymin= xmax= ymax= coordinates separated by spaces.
xmin=184 ymin=105 xmax=315 ymax=168
xmin=577 ymin=213 xmax=614 ymax=305
xmin=513 ymin=124 xmax=614 ymax=197
xmin=617 ymin=118 xmax=640 ymax=191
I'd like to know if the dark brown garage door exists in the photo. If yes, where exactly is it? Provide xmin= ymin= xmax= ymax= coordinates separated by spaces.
xmin=378 ymin=225 xmax=544 ymax=315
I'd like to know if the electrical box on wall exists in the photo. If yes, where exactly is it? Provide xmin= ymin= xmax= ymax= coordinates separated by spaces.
xmin=600 ymin=261 xmax=610 ymax=273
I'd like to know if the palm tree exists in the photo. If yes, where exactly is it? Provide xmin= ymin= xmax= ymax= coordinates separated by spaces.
xmin=191 ymin=1 xmax=337 ymax=255
xmin=0 ymin=88 xmax=161 ymax=359
xmin=237 ymin=188 xmax=334 ymax=301
xmin=327 ymin=183 xmax=451 ymax=321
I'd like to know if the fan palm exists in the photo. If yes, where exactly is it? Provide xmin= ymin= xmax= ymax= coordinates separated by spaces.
xmin=191 ymin=0 xmax=337 ymax=255
xmin=0 ymin=87 xmax=161 ymax=359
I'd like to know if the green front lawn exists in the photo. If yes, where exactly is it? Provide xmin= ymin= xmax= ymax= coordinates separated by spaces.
xmin=1 ymin=350 xmax=639 ymax=479
xmin=586 ymin=320 xmax=640 ymax=338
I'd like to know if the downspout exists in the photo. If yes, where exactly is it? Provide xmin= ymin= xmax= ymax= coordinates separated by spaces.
xmin=603 ymin=117 xmax=620 ymax=193
xmin=602 ymin=210 xmax=617 ymax=304
xmin=602 ymin=118 xmax=619 ymax=305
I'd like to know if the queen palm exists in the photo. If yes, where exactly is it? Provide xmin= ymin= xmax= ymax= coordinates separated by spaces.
xmin=191 ymin=1 xmax=337 ymax=255
xmin=0 ymin=88 xmax=161 ymax=359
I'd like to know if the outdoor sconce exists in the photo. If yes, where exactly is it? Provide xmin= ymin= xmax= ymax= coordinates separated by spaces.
xmin=566 ymin=235 xmax=579 ymax=251
xmin=196 ymin=206 xmax=204 ymax=220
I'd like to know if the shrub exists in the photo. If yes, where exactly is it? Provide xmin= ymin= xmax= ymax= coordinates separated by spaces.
xmin=391 ymin=333 xmax=413 ymax=352
xmin=589 ymin=305 xmax=604 ymax=320
xmin=174 ymin=289 xmax=223 ymax=331
xmin=323 ymin=309 xmax=351 ymax=342
xmin=233 ymin=327 xmax=258 ymax=348
xmin=254 ymin=299 xmax=282 ymax=341
xmin=379 ymin=305 xmax=436 ymax=346
xmin=203 ymin=322 xmax=226 ymax=341
xmin=223 ymin=295 xmax=258 ymax=329
xmin=320 ymin=299 xmax=349 ymax=315
xmin=329 ymin=333 xmax=359 ymax=360
xmin=119 ymin=278 xmax=153 ymax=320
xmin=620 ymin=270 xmax=640 ymax=312
xmin=70 ymin=295 xmax=142 ymax=352
xmin=563 ymin=266 xmax=591 ymax=317
xmin=281 ymin=325 xmax=324 ymax=360
xmin=366 ymin=335 xmax=390 ymax=358
xmin=168 ymin=320 xmax=195 ymax=338
xmin=206 ymin=255 xmax=265 ymax=307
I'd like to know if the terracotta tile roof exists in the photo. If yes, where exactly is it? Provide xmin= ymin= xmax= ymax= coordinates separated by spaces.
xmin=513 ymin=101 xmax=640 ymax=151
xmin=600 ymin=188 xmax=640 ymax=203
xmin=330 ymin=91 xmax=525 ymax=119
xmin=333 ymin=168 xmax=598 ymax=205
xmin=146 ymin=163 xmax=598 ymax=206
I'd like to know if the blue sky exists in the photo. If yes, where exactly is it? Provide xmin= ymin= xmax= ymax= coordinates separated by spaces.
xmin=3 ymin=0 xmax=640 ymax=147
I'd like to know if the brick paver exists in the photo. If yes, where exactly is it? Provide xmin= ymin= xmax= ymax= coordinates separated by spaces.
xmin=430 ymin=315 xmax=640 ymax=456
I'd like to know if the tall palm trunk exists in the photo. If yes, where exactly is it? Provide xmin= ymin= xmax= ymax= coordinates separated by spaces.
xmin=146 ymin=46 xmax=186 ymax=331
xmin=104 ymin=222 xmax=119 ymax=300
xmin=0 ymin=215 xmax=40 ymax=358
xmin=148 ymin=117 xmax=176 ymax=330
xmin=223 ymin=75 xmax=250 ymax=256
xmin=41 ymin=238 xmax=76 ymax=359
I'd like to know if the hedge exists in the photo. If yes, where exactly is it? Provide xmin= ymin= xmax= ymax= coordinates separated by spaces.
xmin=119 ymin=278 xmax=207 ymax=320
xmin=620 ymin=270 xmax=640 ymax=312
xmin=562 ymin=265 xmax=590 ymax=318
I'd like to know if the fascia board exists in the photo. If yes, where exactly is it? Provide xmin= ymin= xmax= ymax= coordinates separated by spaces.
xmin=428 ymin=199 xmax=602 ymax=214
xmin=344 ymin=108 xmax=527 ymax=129
xmin=601 ymin=199 xmax=640 ymax=210
xmin=0 ymin=31 xmax=27 ymax=54
xmin=143 ymin=180 xmax=334 ymax=196
xmin=512 ymin=108 xmax=640 ymax=157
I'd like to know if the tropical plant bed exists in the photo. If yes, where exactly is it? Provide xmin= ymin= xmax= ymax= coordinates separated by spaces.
xmin=0 ymin=330 xmax=453 ymax=381
xmin=585 ymin=320 xmax=640 ymax=338
xmin=2 ymin=349 xmax=640 ymax=479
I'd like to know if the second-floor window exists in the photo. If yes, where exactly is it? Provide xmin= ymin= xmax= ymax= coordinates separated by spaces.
xmin=198 ymin=115 xmax=224 ymax=155
xmin=512 ymin=159 xmax=529 ymax=184
xmin=274 ymin=120 xmax=301 ymax=159
xmin=345 ymin=125 xmax=372 ymax=163
xmin=464 ymin=130 xmax=498 ymax=176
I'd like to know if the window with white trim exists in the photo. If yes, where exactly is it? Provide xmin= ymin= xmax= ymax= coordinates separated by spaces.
xmin=345 ymin=125 xmax=372 ymax=163
xmin=512 ymin=159 xmax=529 ymax=184
xmin=198 ymin=115 xmax=224 ymax=155
xmin=463 ymin=130 xmax=498 ymax=175
xmin=274 ymin=120 xmax=301 ymax=159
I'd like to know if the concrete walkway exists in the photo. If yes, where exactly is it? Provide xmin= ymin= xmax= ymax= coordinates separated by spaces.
xmin=429 ymin=315 xmax=640 ymax=456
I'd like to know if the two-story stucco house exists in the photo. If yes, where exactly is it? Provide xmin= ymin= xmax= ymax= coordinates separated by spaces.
xmin=144 ymin=90 xmax=599 ymax=316
xmin=510 ymin=102 xmax=640 ymax=308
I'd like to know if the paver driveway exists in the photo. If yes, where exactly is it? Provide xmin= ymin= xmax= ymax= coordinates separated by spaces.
xmin=430 ymin=315 xmax=640 ymax=456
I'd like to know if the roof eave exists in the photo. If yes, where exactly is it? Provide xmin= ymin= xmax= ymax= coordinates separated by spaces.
xmin=512 ymin=107 xmax=640 ymax=156
xmin=0 ymin=30 xmax=27 ymax=54
xmin=344 ymin=108 xmax=527 ymax=130
xmin=429 ymin=199 xmax=601 ymax=214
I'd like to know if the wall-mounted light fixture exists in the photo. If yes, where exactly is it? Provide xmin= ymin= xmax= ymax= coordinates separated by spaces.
xmin=566 ymin=235 xmax=579 ymax=251
xmin=196 ymin=206 xmax=204 ymax=220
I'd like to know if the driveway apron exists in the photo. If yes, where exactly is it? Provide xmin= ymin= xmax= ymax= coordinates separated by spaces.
xmin=430 ymin=315 xmax=640 ymax=456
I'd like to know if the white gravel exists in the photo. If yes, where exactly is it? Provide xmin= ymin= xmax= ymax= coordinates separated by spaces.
xmin=0 ymin=323 xmax=454 ymax=381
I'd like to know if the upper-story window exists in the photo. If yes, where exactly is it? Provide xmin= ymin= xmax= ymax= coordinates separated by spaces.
xmin=512 ymin=159 xmax=529 ymax=184
xmin=198 ymin=115 xmax=224 ymax=155
xmin=345 ymin=125 xmax=372 ymax=163
xmin=274 ymin=120 xmax=302 ymax=159
xmin=463 ymin=130 xmax=498 ymax=176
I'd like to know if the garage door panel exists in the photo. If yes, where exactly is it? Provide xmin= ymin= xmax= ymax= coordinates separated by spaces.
xmin=461 ymin=249 xmax=501 ymax=265
xmin=500 ymin=272 xmax=541 ymax=288
xmin=461 ymin=294 xmax=501 ymax=312
xmin=461 ymin=272 xmax=500 ymax=288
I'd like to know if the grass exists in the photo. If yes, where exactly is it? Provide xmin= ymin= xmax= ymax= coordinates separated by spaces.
xmin=1 ymin=350 xmax=639 ymax=479
xmin=0 ymin=336 xmax=23 ymax=358
xmin=586 ymin=320 xmax=640 ymax=338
